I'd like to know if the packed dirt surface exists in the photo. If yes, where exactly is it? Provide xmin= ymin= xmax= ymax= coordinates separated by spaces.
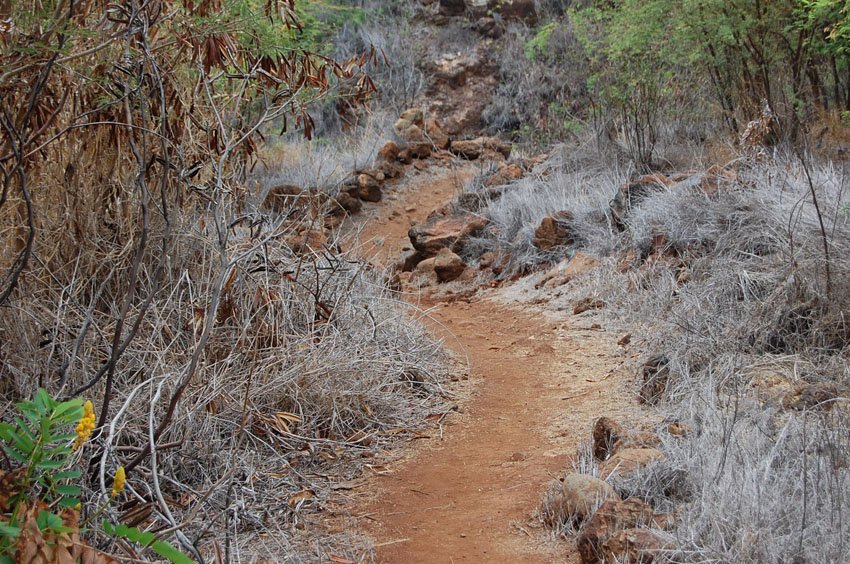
xmin=351 ymin=161 xmax=645 ymax=563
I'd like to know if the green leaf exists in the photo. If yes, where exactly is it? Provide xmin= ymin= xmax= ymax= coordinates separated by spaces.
xmin=53 ymin=470 xmax=82 ymax=481
xmin=4 ymin=446 xmax=27 ymax=463
xmin=57 ymin=497 xmax=81 ymax=509
xmin=0 ymin=523 xmax=20 ymax=538
xmin=36 ymin=459 xmax=64 ymax=470
xmin=151 ymin=539 xmax=194 ymax=564
xmin=52 ymin=398 xmax=83 ymax=420
xmin=54 ymin=484 xmax=81 ymax=497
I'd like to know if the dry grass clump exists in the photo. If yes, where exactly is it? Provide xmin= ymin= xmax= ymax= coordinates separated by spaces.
xmin=462 ymin=142 xmax=628 ymax=276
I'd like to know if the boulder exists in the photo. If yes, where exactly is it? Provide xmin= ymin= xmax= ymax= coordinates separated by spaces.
xmin=484 ymin=163 xmax=524 ymax=187
xmin=409 ymin=211 xmax=489 ymax=258
xmin=377 ymin=140 xmax=400 ymax=162
xmin=600 ymin=528 xmax=672 ymax=563
xmin=593 ymin=417 xmax=624 ymax=461
xmin=532 ymin=210 xmax=575 ymax=251
xmin=424 ymin=117 xmax=450 ymax=150
xmin=398 ymin=249 xmax=424 ymax=272
xmin=473 ymin=16 xmax=503 ymax=38
xmin=545 ymin=474 xmax=620 ymax=527
xmin=450 ymin=136 xmax=512 ymax=160
xmin=497 ymin=0 xmax=538 ymax=23
xmin=263 ymin=184 xmax=305 ymax=212
xmin=601 ymin=448 xmax=665 ymax=479
xmin=356 ymin=173 xmax=382 ymax=202
xmin=394 ymin=108 xmax=424 ymax=132
xmin=434 ymin=248 xmax=466 ymax=282
xmin=536 ymin=251 xmax=600 ymax=289
xmin=438 ymin=0 xmax=466 ymax=16
xmin=577 ymin=498 xmax=666 ymax=564
xmin=331 ymin=191 xmax=362 ymax=215
xmin=609 ymin=174 xmax=671 ymax=231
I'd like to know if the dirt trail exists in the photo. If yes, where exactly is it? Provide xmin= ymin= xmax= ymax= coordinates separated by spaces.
xmin=351 ymin=163 xmax=641 ymax=563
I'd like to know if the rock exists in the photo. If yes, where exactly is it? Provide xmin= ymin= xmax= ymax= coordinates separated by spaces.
xmin=377 ymin=140 xmax=400 ymax=162
xmin=408 ymin=142 xmax=433 ymax=160
xmin=593 ymin=417 xmax=624 ymax=461
xmin=331 ymin=191 xmax=362 ymax=215
xmin=574 ymin=297 xmax=605 ymax=315
xmin=379 ymin=160 xmax=405 ymax=179
xmin=434 ymin=248 xmax=466 ymax=282
xmin=484 ymin=163 xmax=524 ymax=187
xmin=438 ymin=0 xmax=465 ymax=16
xmin=609 ymin=174 xmax=671 ymax=230
xmin=473 ymin=16 xmax=503 ymax=38
xmin=423 ymin=117 xmax=450 ymax=150
xmin=782 ymin=381 xmax=846 ymax=411
xmin=601 ymin=448 xmax=665 ymax=479
xmin=263 ymin=184 xmax=305 ymax=212
xmin=577 ymin=498 xmax=666 ymax=564
xmin=409 ymin=211 xmax=489 ymax=258
xmin=394 ymin=108 xmax=424 ymax=132
xmin=286 ymin=228 xmax=327 ymax=255
xmin=413 ymin=257 xmax=438 ymax=285
xmin=356 ymin=173 xmax=382 ymax=202
xmin=450 ymin=136 xmax=512 ymax=160
xmin=639 ymin=354 xmax=670 ymax=404
xmin=545 ymin=474 xmax=620 ymax=527
xmin=536 ymin=251 xmax=600 ymax=289
xmin=397 ymin=146 xmax=413 ymax=164
xmin=478 ymin=251 xmax=497 ymax=270
xmin=399 ymin=249 xmax=424 ymax=272
xmin=618 ymin=333 xmax=632 ymax=347
xmin=497 ymin=0 xmax=538 ymax=23
xmin=600 ymin=528 xmax=672 ymax=563
xmin=532 ymin=210 xmax=575 ymax=251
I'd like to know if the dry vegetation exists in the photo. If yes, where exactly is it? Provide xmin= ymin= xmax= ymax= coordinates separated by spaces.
xmin=0 ymin=0 xmax=448 ymax=560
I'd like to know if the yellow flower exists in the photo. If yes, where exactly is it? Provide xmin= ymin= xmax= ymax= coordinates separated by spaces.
xmin=112 ymin=466 xmax=126 ymax=497
xmin=73 ymin=400 xmax=95 ymax=450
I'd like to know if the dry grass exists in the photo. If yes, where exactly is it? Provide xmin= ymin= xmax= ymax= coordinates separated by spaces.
xmin=482 ymin=150 xmax=850 ymax=561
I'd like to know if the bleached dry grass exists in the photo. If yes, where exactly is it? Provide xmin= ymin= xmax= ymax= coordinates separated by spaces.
xmin=481 ymin=150 xmax=850 ymax=561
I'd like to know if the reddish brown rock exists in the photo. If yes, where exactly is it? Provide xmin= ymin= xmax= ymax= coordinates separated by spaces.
xmin=484 ymin=163 xmax=524 ymax=187
xmin=593 ymin=417 xmax=624 ymax=462
xmin=423 ymin=117 xmax=450 ymax=150
xmin=356 ymin=173 xmax=382 ymax=202
xmin=600 ymin=528 xmax=672 ymax=563
xmin=544 ymin=474 xmax=620 ymax=527
xmin=450 ymin=136 xmax=512 ymax=160
xmin=434 ymin=248 xmax=466 ymax=282
xmin=574 ymin=297 xmax=606 ymax=315
xmin=263 ymin=184 xmax=305 ymax=212
xmin=577 ymin=498 xmax=665 ymax=564
xmin=330 ymin=192 xmax=362 ymax=215
xmin=497 ymin=0 xmax=538 ymax=23
xmin=408 ymin=211 xmax=489 ymax=258
xmin=532 ymin=210 xmax=575 ymax=251
xmin=377 ymin=140 xmax=400 ymax=162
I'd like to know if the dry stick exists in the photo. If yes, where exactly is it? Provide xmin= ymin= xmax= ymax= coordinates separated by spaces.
xmin=797 ymin=148 xmax=832 ymax=299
